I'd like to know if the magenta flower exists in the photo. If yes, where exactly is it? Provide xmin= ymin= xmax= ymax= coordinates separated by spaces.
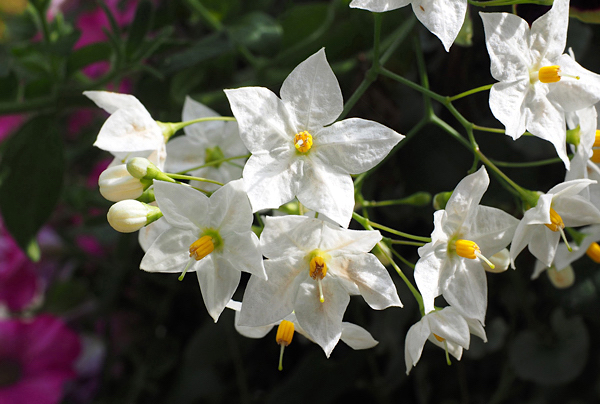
xmin=0 ymin=315 xmax=81 ymax=404
xmin=0 ymin=228 xmax=38 ymax=312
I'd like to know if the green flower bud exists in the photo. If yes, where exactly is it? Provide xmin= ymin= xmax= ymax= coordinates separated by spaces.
xmin=126 ymin=158 xmax=176 ymax=185
xmin=107 ymin=200 xmax=163 ymax=233
xmin=432 ymin=191 xmax=453 ymax=211
xmin=99 ymin=165 xmax=144 ymax=202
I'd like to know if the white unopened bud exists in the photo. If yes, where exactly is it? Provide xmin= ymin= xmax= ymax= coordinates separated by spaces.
xmin=127 ymin=157 xmax=176 ymax=183
xmin=99 ymin=165 xmax=144 ymax=202
xmin=107 ymin=200 xmax=162 ymax=233
xmin=547 ymin=265 xmax=575 ymax=289
xmin=483 ymin=248 xmax=510 ymax=273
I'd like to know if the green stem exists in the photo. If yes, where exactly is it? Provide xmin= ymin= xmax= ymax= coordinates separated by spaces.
xmin=390 ymin=247 xmax=415 ymax=270
xmin=387 ymin=239 xmax=426 ymax=247
xmin=176 ymin=153 xmax=251 ymax=174
xmin=353 ymin=212 xmax=431 ymax=242
xmin=379 ymin=68 xmax=446 ymax=103
xmin=490 ymin=156 xmax=563 ymax=168
xmin=160 ymin=116 xmax=236 ymax=136
xmin=448 ymin=84 xmax=494 ymax=102
xmin=472 ymin=124 xmax=505 ymax=134
xmin=166 ymin=174 xmax=224 ymax=186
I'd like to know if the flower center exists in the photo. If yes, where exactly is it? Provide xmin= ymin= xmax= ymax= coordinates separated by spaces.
xmin=0 ymin=359 xmax=22 ymax=387
xmin=454 ymin=239 xmax=495 ymax=269
xmin=308 ymin=249 xmax=331 ymax=303
xmin=205 ymin=145 xmax=226 ymax=168
xmin=537 ymin=65 xmax=580 ymax=84
xmin=276 ymin=320 xmax=295 ymax=371
xmin=586 ymin=242 xmax=600 ymax=263
xmin=544 ymin=208 xmax=572 ymax=252
xmin=189 ymin=235 xmax=215 ymax=261
xmin=294 ymin=131 xmax=313 ymax=153
xmin=590 ymin=130 xmax=600 ymax=164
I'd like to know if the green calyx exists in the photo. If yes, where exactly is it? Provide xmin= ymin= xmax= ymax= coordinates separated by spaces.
xmin=205 ymin=146 xmax=226 ymax=168
xmin=201 ymin=228 xmax=223 ymax=251
xmin=566 ymin=125 xmax=581 ymax=147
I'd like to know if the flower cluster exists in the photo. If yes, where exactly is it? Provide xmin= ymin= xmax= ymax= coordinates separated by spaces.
xmin=87 ymin=0 xmax=600 ymax=378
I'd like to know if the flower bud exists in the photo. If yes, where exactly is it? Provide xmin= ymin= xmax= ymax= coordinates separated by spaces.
xmin=126 ymin=157 xmax=176 ymax=184
xmin=433 ymin=191 xmax=453 ymax=210
xmin=107 ymin=200 xmax=162 ymax=233
xmin=98 ymin=165 xmax=144 ymax=202
xmin=547 ymin=265 xmax=575 ymax=289
xmin=483 ymin=248 xmax=510 ymax=273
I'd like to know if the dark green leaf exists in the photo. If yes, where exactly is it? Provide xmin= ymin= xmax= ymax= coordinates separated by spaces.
xmin=0 ymin=116 xmax=65 ymax=261
xmin=126 ymin=0 xmax=154 ymax=60
xmin=228 ymin=12 xmax=282 ymax=56
xmin=161 ymin=33 xmax=232 ymax=75
xmin=66 ymin=42 xmax=112 ymax=77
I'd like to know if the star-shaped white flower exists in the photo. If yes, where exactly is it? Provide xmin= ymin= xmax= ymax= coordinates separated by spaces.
xmin=140 ymin=180 xmax=266 ymax=322
xmin=480 ymin=0 xmax=600 ymax=169
xmin=414 ymin=167 xmax=519 ymax=323
xmin=238 ymin=215 xmax=401 ymax=357
xmin=349 ymin=0 xmax=467 ymax=52
xmin=510 ymin=179 xmax=600 ymax=268
xmin=405 ymin=306 xmax=486 ymax=374
xmin=224 ymin=48 xmax=403 ymax=228
xmin=165 ymin=96 xmax=248 ymax=191
xmin=84 ymin=91 xmax=167 ymax=169
xmin=225 ymin=300 xmax=378 ymax=352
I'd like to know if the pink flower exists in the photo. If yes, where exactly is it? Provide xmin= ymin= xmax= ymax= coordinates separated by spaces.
xmin=0 ymin=228 xmax=39 ymax=312
xmin=0 ymin=315 xmax=81 ymax=404
xmin=0 ymin=115 xmax=24 ymax=143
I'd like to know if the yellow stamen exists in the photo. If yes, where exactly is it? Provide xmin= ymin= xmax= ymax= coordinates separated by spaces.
xmin=593 ymin=130 xmax=600 ymax=148
xmin=455 ymin=239 xmax=495 ymax=269
xmin=538 ymin=65 xmax=580 ymax=84
xmin=586 ymin=242 xmax=600 ymax=263
xmin=591 ymin=149 xmax=600 ymax=164
xmin=310 ymin=256 xmax=327 ymax=303
xmin=433 ymin=333 xmax=445 ymax=342
xmin=294 ymin=131 xmax=313 ymax=153
xmin=276 ymin=320 xmax=295 ymax=371
xmin=189 ymin=235 xmax=214 ymax=261
xmin=544 ymin=208 xmax=572 ymax=252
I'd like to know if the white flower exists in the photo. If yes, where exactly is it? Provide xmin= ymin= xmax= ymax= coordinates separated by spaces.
xmin=238 ymin=215 xmax=401 ymax=357
xmin=165 ymin=96 xmax=248 ymax=191
xmin=349 ymin=0 xmax=467 ymax=52
xmin=414 ymin=167 xmax=519 ymax=323
xmin=405 ymin=306 xmax=486 ymax=375
xmin=480 ymin=0 xmax=600 ymax=169
xmin=510 ymin=179 xmax=600 ymax=268
xmin=226 ymin=300 xmax=378 ymax=352
xmin=224 ymin=48 xmax=403 ymax=228
xmin=84 ymin=91 xmax=167 ymax=169
xmin=140 ymin=180 xmax=266 ymax=322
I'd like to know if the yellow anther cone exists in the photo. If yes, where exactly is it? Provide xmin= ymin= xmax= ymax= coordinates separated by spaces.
xmin=294 ymin=131 xmax=313 ymax=153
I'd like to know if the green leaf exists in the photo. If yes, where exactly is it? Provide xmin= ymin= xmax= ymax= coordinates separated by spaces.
xmin=227 ymin=12 xmax=282 ymax=56
xmin=0 ymin=116 xmax=65 ymax=261
xmin=66 ymin=42 xmax=112 ymax=77
xmin=161 ymin=33 xmax=232 ymax=75
xmin=126 ymin=0 xmax=154 ymax=61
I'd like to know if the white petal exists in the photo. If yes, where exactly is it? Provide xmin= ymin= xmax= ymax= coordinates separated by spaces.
xmin=280 ymin=48 xmax=343 ymax=132
xmin=548 ymin=54 xmax=600 ymax=113
xmin=84 ymin=91 xmax=147 ymax=114
xmin=428 ymin=307 xmax=470 ymax=348
xmin=529 ymin=0 xmax=568 ymax=63
xmin=197 ymin=255 xmax=241 ymax=322
xmin=221 ymin=231 xmax=267 ymax=280
xmin=296 ymin=158 xmax=355 ymax=228
xmin=489 ymin=80 xmax=529 ymax=140
xmin=469 ymin=206 xmax=519 ymax=255
xmin=414 ymin=246 xmax=443 ymax=314
xmin=340 ymin=322 xmax=378 ymax=350
xmin=404 ymin=318 xmax=430 ymax=374
xmin=93 ymin=108 xmax=163 ymax=153
xmin=243 ymin=150 xmax=299 ymax=212
xmin=314 ymin=118 xmax=404 ymax=174
xmin=294 ymin=278 xmax=349 ymax=357
xmin=259 ymin=215 xmax=322 ymax=259
xmin=182 ymin=96 xmax=225 ymax=136
xmin=332 ymin=253 xmax=402 ymax=309
xmin=208 ymin=179 xmax=253 ymax=233
xmin=239 ymin=257 xmax=306 ymax=326
xmin=444 ymin=166 xmax=489 ymax=230
xmin=465 ymin=317 xmax=487 ymax=343
xmin=528 ymin=225 xmax=560 ymax=267
xmin=480 ymin=11 xmax=531 ymax=82
xmin=153 ymin=181 xmax=209 ymax=231
xmin=349 ymin=0 xmax=411 ymax=12
xmin=164 ymin=136 xmax=206 ymax=174
xmin=443 ymin=261 xmax=488 ymax=324
xmin=554 ymin=195 xmax=600 ymax=227
xmin=319 ymin=224 xmax=381 ymax=254
xmin=138 ymin=216 xmax=172 ymax=252
xmin=140 ymin=228 xmax=196 ymax=273
xmin=224 ymin=87 xmax=296 ymax=153
xmin=412 ymin=0 xmax=467 ymax=52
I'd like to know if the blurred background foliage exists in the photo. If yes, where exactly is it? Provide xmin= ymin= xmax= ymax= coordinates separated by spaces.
xmin=2 ymin=0 xmax=600 ymax=403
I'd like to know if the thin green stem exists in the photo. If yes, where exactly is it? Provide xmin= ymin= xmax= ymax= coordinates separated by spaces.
xmin=167 ymin=116 xmax=236 ymax=133
xmin=448 ymin=84 xmax=494 ymax=102
xmin=379 ymin=15 xmax=416 ymax=66
xmin=490 ymin=156 xmax=563 ymax=168
xmin=469 ymin=0 xmax=553 ymax=6
xmin=387 ymin=239 xmax=426 ymax=247
xmin=176 ymin=153 xmax=251 ymax=174
xmin=379 ymin=68 xmax=446 ymax=103
xmin=353 ymin=213 xmax=431 ymax=242
xmin=377 ymin=242 xmax=424 ymax=315
xmin=390 ymin=247 xmax=415 ymax=270
xmin=472 ymin=124 xmax=505 ymax=134
xmin=413 ymin=34 xmax=433 ymax=116
xmin=166 ymin=174 xmax=223 ymax=186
